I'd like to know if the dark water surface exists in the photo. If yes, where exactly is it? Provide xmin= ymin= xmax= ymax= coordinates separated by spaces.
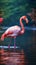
xmin=0 ymin=26 xmax=36 ymax=65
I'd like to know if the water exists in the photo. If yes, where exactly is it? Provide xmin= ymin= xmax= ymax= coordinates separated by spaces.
xmin=0 ymin=26 xmax=36 ymax=65
xmin=0 ymin=49 xmax=25 ymax=65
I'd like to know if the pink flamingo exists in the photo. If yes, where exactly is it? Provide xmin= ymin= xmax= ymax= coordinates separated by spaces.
xmin=1 ymin=16 xmax=28 ymax=49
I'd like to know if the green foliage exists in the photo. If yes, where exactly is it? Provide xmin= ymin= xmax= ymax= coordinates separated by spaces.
xmin=0 ymin=0 xmax=29 ymax=19
xmin=0 ymin=0 xmax=36 ymax=26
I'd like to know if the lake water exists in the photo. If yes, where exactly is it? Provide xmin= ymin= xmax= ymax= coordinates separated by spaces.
xmin=0 ymin=26 xmax=36 ymax=65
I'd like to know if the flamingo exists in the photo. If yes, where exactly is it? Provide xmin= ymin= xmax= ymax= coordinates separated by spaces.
xmin=1 ymin=16 xmax=29 ymax=49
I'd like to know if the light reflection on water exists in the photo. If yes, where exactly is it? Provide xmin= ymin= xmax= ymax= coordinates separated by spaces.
xmin=0 ymin=26 xmax=36 ymax=30
xmin=0 ymin=49 xmax=26 ymax=65
xmin=0 ymin=46 xmax=19 ymax=49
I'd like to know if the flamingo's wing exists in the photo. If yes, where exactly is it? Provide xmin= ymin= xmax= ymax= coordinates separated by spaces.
xmin=6 ymin=26 xmax=21 ymax=37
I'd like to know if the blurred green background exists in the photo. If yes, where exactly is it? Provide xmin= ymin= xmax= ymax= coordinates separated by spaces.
xmin=0 ymin=0 xmax=36 ymax=26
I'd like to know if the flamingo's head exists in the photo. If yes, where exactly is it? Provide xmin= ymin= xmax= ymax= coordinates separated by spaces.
xmin=22 ymin=16 xmax=29 ymax=24
xmin=1 ymin=34 xmax=4 ymax=41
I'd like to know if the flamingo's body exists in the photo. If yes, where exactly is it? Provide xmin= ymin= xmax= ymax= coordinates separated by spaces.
xmin=1 ymin=16 xmax=28 ymax=49
xmin=5 ymin=25 xmax=21 ymax=37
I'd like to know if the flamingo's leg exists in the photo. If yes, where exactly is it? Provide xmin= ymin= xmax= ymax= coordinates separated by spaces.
xmin=8 ymin=37 xmax=12 ymax=49
xmin=8 ymin=44 xmax=10 ymax=49
xmin=14 ymin=37 xmax=16 ymax=50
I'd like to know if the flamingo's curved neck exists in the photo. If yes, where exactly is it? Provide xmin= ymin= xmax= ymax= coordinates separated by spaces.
xmin=20 ymin=17 xmax=24 ymax=30
xmin=20 ymin=16 xmax=27 ymax=30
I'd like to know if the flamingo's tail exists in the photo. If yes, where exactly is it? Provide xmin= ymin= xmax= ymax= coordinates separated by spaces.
xmin=1 ymin=34 xmax=4 ymax=41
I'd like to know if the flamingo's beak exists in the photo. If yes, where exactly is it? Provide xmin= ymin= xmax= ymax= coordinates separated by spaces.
xmin=26 ymin=18 xmax=29 ymax=24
